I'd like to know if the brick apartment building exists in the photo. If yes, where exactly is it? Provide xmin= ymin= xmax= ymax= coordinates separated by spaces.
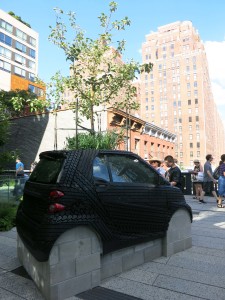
xmin=140 ymin=21 xmax=225 ymax=168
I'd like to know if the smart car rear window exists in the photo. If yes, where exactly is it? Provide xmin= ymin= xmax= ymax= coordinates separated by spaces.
xmin=29 ymin=157 xmax=64 ymax=183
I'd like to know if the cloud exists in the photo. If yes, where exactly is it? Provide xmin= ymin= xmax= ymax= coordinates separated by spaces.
xmin=204 ymin=39 xmax=225 ymax=126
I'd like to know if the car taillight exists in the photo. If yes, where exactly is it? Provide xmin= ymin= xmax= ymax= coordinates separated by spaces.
xmin=49 ymin=190 xmax=64 ymax=200
xmin=48 ymin=190 xmax=65 ymax=213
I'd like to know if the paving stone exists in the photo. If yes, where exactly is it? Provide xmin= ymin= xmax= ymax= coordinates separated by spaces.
xmin=101 ymin=276 xmax=200 ymax=300
xmin=154 ymin=274 xmax=225 ymax=300
xmin=0 ymin=272 xmax=44 ymax=299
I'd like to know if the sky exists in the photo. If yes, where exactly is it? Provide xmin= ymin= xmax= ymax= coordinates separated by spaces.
xmin=1 ymin=0 xmax=225 ymax=125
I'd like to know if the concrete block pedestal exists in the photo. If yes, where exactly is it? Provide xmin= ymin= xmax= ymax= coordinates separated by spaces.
xmin=17 ymin=209 xmax=192 ymax=300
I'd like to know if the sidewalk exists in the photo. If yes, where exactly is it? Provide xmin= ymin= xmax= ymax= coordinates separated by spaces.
xmin=0 ymin=195 xmax=225 ymax=300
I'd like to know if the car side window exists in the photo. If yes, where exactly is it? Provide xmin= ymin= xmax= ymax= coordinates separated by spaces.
xmin=93 ymin=155 xmax=110 ymax=182
xmin=107 ymin=154 xmax=158 ymax=184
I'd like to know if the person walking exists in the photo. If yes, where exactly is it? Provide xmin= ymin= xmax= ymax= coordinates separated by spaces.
xmin=164 ymin=155 xmax=182 ymax=190
xmin=192 ymin=159 xmax=203 ymax=201
xmin=217 ymin=154 xmax=225 ymax=208
xmin=200 ymin=154 xmax=220 ymax=205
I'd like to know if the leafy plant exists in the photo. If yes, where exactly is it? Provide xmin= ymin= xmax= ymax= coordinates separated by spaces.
xmin=66 ymin=130 xmax=124 ymax=150
xmin=0 ymin=203 xmax=18 ymax=231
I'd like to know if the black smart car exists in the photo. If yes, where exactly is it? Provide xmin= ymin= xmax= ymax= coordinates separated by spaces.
xmin=16 ymin=150 xmax=192 ymax=261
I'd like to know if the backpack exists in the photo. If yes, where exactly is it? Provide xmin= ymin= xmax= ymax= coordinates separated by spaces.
xmin=213 ymin=166 xmax=220 ymax=180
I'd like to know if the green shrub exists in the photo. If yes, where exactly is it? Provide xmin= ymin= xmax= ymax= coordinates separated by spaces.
xmin=0 ymin=202 xmax=18 ymax=231
xmin=66 ymin=130 xmax=124 ymax=150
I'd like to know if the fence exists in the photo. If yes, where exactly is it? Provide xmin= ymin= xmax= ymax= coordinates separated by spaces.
xmin=0 ymin=172 xmax=29 ymax=202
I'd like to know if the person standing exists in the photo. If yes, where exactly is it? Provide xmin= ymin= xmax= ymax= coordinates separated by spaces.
xmin=192 ymin=159 xmax=203 ymax=201
xmin=217 ymin=154 xmax=225 ymax=208
xmin=149 ymin=157 xmax=166 ymax=177
xmin=200 ymin=154 xmax=219 ymax=204
xmin=164 ymin=155 xmax=182 ymax=190
xmin=15 ymin=158 xmax=24 ymax=177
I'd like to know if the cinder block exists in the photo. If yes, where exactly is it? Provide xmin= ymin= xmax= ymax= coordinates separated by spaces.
xmin=144 ymin=243 xmax=162 ymax=262
xmin=59 ymin=238 xmax=92 ymax=261
xmin=101 ymin=257 xmax=122 ymax=280
xmin=92 ymin=236 xmax=102 ymax=254
xmin=122 ymin=250 xmax=144 ymax=271
xmin=50 ymin=260 xmax=76 ymax=285
xmin=92 ymin=269 xmax=101 ymax=287
xmin=111 ymin=246 xmax=134 ymax=260
xmin=49 ymin=245 xmax=59 ymax=265
xmin=134 ymin=240 xmax=154 ymax=252
xmin=76 ymin=252 xmax=100 ymax=276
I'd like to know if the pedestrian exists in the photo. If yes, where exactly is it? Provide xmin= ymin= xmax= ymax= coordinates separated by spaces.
xmin=148 ymin=157 xmax=166 ymax=176
xmin=200 ymin=154 xmax=220 ymax=205
xmin=15 ymin=158 xmax=24 ymax=177
xmin=164 ymin=155 xmax=182 ymax=190
xmin=217 ymin=154 xmax=225 ymax=208
xmin=192 ymin=159 xmax=203 ymax=201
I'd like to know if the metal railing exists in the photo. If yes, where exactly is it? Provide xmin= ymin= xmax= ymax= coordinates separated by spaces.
xmin=0 ymin=173 xmax=29 ymax=202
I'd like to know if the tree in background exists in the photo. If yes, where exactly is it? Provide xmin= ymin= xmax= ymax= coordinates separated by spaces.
xmin=49 ymin=1 xmax=153 ymax=133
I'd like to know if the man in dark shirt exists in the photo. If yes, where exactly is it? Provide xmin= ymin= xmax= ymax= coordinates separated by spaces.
xmin=164 ymin=155 xmax=182 ymax=190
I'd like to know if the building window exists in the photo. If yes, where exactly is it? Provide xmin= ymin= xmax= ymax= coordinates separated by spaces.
xmin=0 ymin=32 xmax=12 ymax=46
xmin=196 ymin=133 xmax=200 ymax=141
xmin=15 ymin=41 xmax=27 ymax=53
xmin=0 ymin=59 xmax=11 ymax=72
xmin=16 ymin=29 xmax=27 ymax=41
xmin=187 ymin=83 xmax=191 ymax=90
xmin=145 ymin=105 xmax=148 ymax=111
xmin=134 ymin=139 xmax=139 ymax=151
xmin=189 ymin=134 xmax=193 ymax=140
xmin=29 ymin=48 xmax=36 ymax=58
xmin=197 ymin=142 xmax=200 ymax=148
xmin=188 ymin=99 xmax=191 ymax=105
xmin=189 ymin=117 xmax=192 ymax=122
xmin=0 ymin=45 xmax=11 ymax=59
xmin=190 ymin=151 xmax=193 ymax=157
xmin=180 ymin=152 xmax=183 ymax=158
xmin=29 ymin=36 xmax=36 ymax=47
xmin=151 ymin=105 xmax=154 ymax=111
xmin=197 ymin=151 xmax=200 ymax=157
xmin=188 ymin=108 xmax=192 ymax=114
xmin=189 ymin=125 xmax=192 ymax=131
xmin=28 ymin=84 xmax=35 ymax=93
xmin=14 ymin=66 xmax=26 ymax=77
xmin=194 ymin=81 xmax=198 ymax=87
xmin=196 ymin=116 xmax=199 ymax=122
xmin=195 ymin=98 xmax=198 ymax=104
xmin=0 ymin=20 xmax=13 ymax=33
xmin=15 ymin=53 xmax=26 ymax=65
xmin=145 ymin=98 xmax=148 ymax=103
xmin=29 ymin=72 xmax=35 ymax=82
xmin=190 ymin=143 xmax=193 ymax=148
